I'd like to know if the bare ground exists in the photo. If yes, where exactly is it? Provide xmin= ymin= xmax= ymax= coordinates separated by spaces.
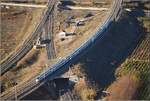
xmin=67 ymin=64 xmax=99 ymax=100
xmin=0 ymin=0 xmax=112 ymax=96
xmin=0 ymin=48 xmax=47 ymax=92
xmin=54 ymin=9 xmax=110 ymax=58
xmin=103 ymin=73 xmax=141 ymax=100
xmin=0 ymin=7 xmax=44 ymax=62
xmin=1 ymin=0 xmax=47 ymax=4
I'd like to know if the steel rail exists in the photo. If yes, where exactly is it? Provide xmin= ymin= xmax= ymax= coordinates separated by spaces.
xmin=36 ymin=0 xmax=123 ymax=82
xmin=0 ymin=0 xmax=56 ymax=100
xmin=0 ymin=0 xmax=55 ymax=75
xmin=0 ymin=78 xmax=45 ymax=100
xmin=0 ymin=0 xmax=122 ymax=100
xmin=45 ymin=9 xmax=56 ymax=59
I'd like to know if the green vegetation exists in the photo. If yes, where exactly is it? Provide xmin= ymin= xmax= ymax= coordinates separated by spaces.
xmin=113 ymin=16 xmax=150 ymax=100
xmin=115 ymin=16 xmax=150 ymax=98
xmin=138 ymin=17 xmax=150 ymax=33
xmin=115 ymin=60 xmax=150 ymax=100
xmin=116 ymin=60 xmax=149 ymax=77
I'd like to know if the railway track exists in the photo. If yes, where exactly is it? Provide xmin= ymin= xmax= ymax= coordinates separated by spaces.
xmin=0 ymin=77 xmax=45 ymax=100
xmin=0 ymin=0 xmax=122 ymax=100
xmin=45 ymin=9 xmax=56 ymax=59
xmin=0 ymin=0 xmax=56 ymax=75
xmin=0 ymin=0 xmax=57 ymax=100
xmin=35 ymin=0 xmax=123 ymax=82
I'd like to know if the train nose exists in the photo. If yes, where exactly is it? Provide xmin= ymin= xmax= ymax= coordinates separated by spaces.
xmin=36 ymin=78 xmax=39 ymax=83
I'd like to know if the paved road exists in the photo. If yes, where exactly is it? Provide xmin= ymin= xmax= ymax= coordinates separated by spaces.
xmin=0 ymin=2 xmax=46 ymax=8
xmin=67 ymin=6 xmax=108 ymax=11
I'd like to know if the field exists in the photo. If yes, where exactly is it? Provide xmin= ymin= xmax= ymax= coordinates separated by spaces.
xmin=115 ymin=16 xmax=150 ymax=100
xmin=0 ymin=5 xmax=44 ymax=63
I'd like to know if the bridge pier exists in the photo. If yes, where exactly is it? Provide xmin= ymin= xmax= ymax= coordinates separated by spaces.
xmin=43 ymin=81 xmax=58 ymax=99
xmin=21 ymin=78 xmax=70 ymax=100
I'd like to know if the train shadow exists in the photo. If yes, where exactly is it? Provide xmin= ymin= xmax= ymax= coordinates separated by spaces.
xmin=21 ymin=10 xmax=146 ymax=100
xmin=74 ymin=10 xmax=145 ymax=89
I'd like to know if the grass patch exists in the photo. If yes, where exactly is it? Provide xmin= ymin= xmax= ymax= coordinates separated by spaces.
xmin=114 ymin=21 xmax=150 ymax=99
xmin=115 ymin=60 xmax=150 ymax=100
xmin=138 ymin=17 xmax=150 ymax=33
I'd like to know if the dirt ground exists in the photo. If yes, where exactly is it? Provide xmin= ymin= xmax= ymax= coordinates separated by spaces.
xmin=0 ymin=0 xmax=112 ymax=95
xmin=1 ymin=0 xmax=47 ymax=4
xmin=0 ymin=6 xmax=44 ymax=62
xmin=103 ymin=73 xmax=140 ymax=100
xmin=63 ymin=64 xmax=99 ymax=100
xmin=0 ymin=48 xmax=47 ymax=92
xmin=54 ymin=8 xmax=110 ymax=58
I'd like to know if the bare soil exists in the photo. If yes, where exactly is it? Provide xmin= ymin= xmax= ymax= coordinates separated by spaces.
xmin=54 ymin=9 xmax=110 ymax=58
xmin=68 ymin=0 xmax=112 ymax=7
xmin=0 ymin=0 xmax=112 ymax=96
xmin=52 ymin=0 xmax=113 ymax=59
xmin=0 ymin=48 xmax=47 ymax=92
xmin=1 ymin=0 xmax=47 ymax=4
xmin=0 ymin=7 xmax=44 ymax=62
xmin=68 ymin=64 xmax=99 ymax=100
xmin=103 ymin=73 xmax=141 ymax=100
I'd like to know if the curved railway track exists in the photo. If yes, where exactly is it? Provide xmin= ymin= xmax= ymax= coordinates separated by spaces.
xmin=0 ymin=0 xmax=122 ymax=100
xmin=36 ymin=0 xmax=123 ymax=82
xmin=0 ymin=0 xmax=56 ymax=75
